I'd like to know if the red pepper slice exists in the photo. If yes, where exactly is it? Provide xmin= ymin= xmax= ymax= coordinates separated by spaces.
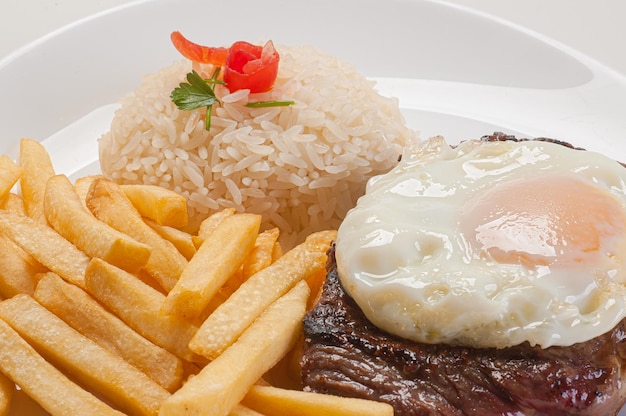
xmin=223 ymin=40 xmax=279 ymax=93
xmin=170 ymin=31 xmax=229 ymax=66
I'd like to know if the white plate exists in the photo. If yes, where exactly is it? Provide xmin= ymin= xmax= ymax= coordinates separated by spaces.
xmin=1 ymin=0 xmax=626 ymax=414
xmin=2 ymin=0 xmax=626 ymax=174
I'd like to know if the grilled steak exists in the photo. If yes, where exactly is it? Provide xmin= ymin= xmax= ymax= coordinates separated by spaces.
xmin=301 ymin=244 xmax=626 ymax=415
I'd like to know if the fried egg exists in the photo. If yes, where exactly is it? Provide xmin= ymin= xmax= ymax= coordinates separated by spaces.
xmin=335 ymin=136 xmax=626 ymax=348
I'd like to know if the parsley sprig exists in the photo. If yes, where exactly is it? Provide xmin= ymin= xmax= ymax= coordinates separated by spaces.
xmin=170 ymin=69 xmax=221 ymax=130
xmin=170 ymin=69 xmax=294 ymax=131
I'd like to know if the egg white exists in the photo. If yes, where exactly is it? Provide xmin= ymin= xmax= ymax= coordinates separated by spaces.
xmin=336 ymin=136 xmax=626 ymax=348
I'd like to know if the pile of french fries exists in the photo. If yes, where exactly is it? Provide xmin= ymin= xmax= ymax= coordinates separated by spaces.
xmin=0 ymin=138 xmax=394 ymax=416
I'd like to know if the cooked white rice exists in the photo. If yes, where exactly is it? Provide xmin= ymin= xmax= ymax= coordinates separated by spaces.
xmin=99 ymin=45 xmax=416 ymax=247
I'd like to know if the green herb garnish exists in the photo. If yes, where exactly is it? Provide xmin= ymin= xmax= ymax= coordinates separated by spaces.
xmin=244 ymin=100 xmax=295 ymax=108
xmin=171 ymin=70 xmax=294 ymax=131
xmin=170 ymin=69 xmax=221 ymax=131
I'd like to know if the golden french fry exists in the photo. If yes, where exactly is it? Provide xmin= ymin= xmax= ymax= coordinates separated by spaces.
xmin=0 ymin=193 xmax=26 ymax=215
xmin=35 ymin=272 xmax=184 ymax=392
xmin=87 ymin=177 xmax=186 ymax=292
xmin=303 ymin=229 xmax=338 ymax=253
xmin=159 ymin=280 xmax=309 ymax=416
xmin=0 ymin=209 xmax=89 ymax=288
xmin=0 ymin=294 xmax=170 ymax=416
xmin=0 ymin=155 xmax=23 ymax=203
xmin=306 ymin=268 xmax=328 ymax=311
xmin=0 ymin=318 xmax=124 ymax=416
xmin=242 ymin=228 xmax=280 ymax=279
xmin=0 ymin=372 xmax=14 ymax=416
xmin=19 ymin=138 xmax=56 ymax=223
xmin=84 ymin=258 xmax=201 ymax=363
xmin=45 ymin=174 xmax=152 ymax=273
xmin=242 ymin=385 xmax=394 ymax=416
xmin=73 ymin=175 xmax=102 ymax=205
xmin=228 ymin=404 xmax=265 ymax=416
xmin=0 ymin=233 xmax=46 ymax=298
xmin=272 ymin=241 xmax=283 ymax=262
xmin=189 ymin=230 xmax=335 ymax=359
xmin=121 ymin=184 xmax=189 ymax=228
xmin=143 ymin=217 xmax=199 ymax=261
xmin=263 ymin=335 xmax=304 ymax=391
xmin=161 ymin=213 xmax=261 ymax=321
xmin=199 ymin=229 xmax=280 ymax=321
xmin=197 ymin=207 xmax=236 ymax=239
xmin=198 ymin=269 xmax=246 ymax=322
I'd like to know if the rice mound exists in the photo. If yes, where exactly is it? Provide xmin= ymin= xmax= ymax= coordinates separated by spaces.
xmin=99 ymin=45 xmax=416 ymax=246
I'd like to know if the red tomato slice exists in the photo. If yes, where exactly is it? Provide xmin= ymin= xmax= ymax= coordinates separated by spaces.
xmin=170 ymin=31 xmax=229 ymax=66
xmin=170 ymin=33 xmax=280 ymax=93
xmin=224 ymin=41 xmax=279 ymax=93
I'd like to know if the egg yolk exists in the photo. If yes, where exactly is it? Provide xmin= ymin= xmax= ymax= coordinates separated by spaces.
xmin=462 ymin=175 xmax=626 ymax=268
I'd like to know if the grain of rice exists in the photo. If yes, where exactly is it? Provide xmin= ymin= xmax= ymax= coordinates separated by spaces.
xmin=221 ymin=88 xmax=250 ymax=103
xmin=197 ymin=146 xmax=209 ymax=160
xmin=223 ymin=104 xmax=245 ymax=123
xmin=99 ymin=45 xmax=416 ymax=245
xmin=309 ymin=177 xmax=337 ymax=190
xmin=154 ymin=136 xmax=170 ymax=149
xmin=111 ymin=156 xmax=127 ymax=172
xmin=173 ymin=148 xmax=189 ymax=160
xmin=182 ymin=164 xmax=204 ymax=189
xmin=162 ymin=149 xmax=174 ymax=160
xmin=324 ymin=164 xmax=347 ymax=175
xmin=279 ymin=152 xmax=307 ymax=169
xmin=225 ymin=146 xmax=242 ymax=161
xmin=245 ymin=143 xmax=275 ymax=156
xmin=234 ymin=154 xmax=262 ymax=171
xmin=240 ymin=188 xmax=267 ymax=199
xmin=252 ymin=107 xmax=282 ymax=123
xmin=121 ymin=171 xmax=138 ymax=181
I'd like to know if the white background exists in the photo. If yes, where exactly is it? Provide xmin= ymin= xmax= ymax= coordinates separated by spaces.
xmin=1 ymin=0 xmax=626 ymax=76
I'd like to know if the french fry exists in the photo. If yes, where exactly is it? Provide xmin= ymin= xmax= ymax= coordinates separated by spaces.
xmin=199 ymin=228 xmax=281 ymax=320
xmin=87 ymin=177 xmax=186 ymax=292
xmin=303 ymin=229 xmax=338 ymax=253
xmin=272 ymin=241 xmax=283 ymax=262
xmin=143 ymin=217 xmax=200 ymax=261
xmin=0 ymin=138 xmax=355 ymax=415
xmin=229 ymin=404 xmax=265 ymax=416
xmin=189 ymin=230 xmax=335 ymax=359
xmin=0 ymin=233 xmax=45 ymax=298
xmin=19 ymin=138 xmax=56 ymax=223
xmin=0 ymin=318 xmax=124 ymax=416
xmin=73 ymin=175 xmax=102 ymax=205
xmin=242 ymin=385 xmax=394 ymax=416
xmin=0 ymin=193 xmax=26 ymax=215
xmin=35 ymin=272 xmax=184 ymax=392
xmin=0 ymin=372 xmax=14 ymax=416
xmin=0 ymin=209 xmax=89 ymax=288
xmin=242 ymin=228 xmax=280 ymax=279
xmin=0 ymin=155 xmax=23 ymax=203
xmin=198 ymin=269 xmax=246 ymax=321
xmin=263 ymin=335 xmax=304 ymax=391
xmin=0 ymin=294 xmax=171 ymax=416
xmin=121 ymin=184 xmax=188 ymax=228
xmin=159 ymin=280 xmax=309 ymax=416
xmin=306 ymin=267 xmax=328 ymax=311
xmin=84 ymin=258 xmax=201 ymax=363
xmin=161 ymin=213 xmax=261 ymax=321
xmin=45 ymin=174 xmax=152 ymax=273
xmin=197 ymin=207 xmax=236 ymax=239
